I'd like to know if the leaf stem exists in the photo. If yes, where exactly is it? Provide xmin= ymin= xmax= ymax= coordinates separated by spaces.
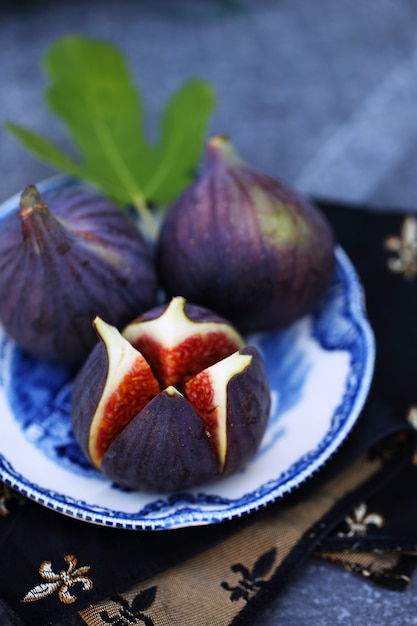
xmin=132 ymin=193 xmax=158 ymax=242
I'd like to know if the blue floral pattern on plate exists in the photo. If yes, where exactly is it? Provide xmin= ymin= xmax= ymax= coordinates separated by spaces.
xmin=0 ymin=175 xmax=375 ymax=530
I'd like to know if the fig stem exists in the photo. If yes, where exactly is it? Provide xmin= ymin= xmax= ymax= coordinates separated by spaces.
xmin=131 ymin=192 xmax=158 ymax=242
xmin=20 ymin=184 xmax=42 ymax=213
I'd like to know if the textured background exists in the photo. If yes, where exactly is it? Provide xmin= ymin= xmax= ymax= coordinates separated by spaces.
xmin=2 ymin=1 xmax=417 ymax=624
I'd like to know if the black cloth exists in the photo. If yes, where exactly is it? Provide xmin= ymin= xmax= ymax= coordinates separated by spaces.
xmin=0 ymin=201 xmax=416 ymax=625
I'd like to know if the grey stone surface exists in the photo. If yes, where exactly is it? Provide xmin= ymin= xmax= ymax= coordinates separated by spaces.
xmin=2 ymin=0 xmax=417 ymax=211
xmin=259 ymin=560 xmax=417 ymax=626
xmin=1 ymin=1 xmax=417 ymax=624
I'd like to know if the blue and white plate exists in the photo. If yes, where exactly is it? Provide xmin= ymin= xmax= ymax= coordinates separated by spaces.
xmin=0 ymin=176 xmax=375 ymax=530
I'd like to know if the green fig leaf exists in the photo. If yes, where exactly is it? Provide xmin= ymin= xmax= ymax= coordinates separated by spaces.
xmin=4 ymin=35 xmax=216 ymax=237
xmin=4 ymin=123 xmax=85 ymax=179
xmin=43 ymin=36 xmax=148 ymax=205
xmin=141 ymin=79 xmax=216 ymax=205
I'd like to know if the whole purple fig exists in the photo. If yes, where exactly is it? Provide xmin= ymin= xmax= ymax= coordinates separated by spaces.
xmin=156 ymin=135 xmax=336 ymax=333
xmin=0 ymin=182 xmax=157 ymax=363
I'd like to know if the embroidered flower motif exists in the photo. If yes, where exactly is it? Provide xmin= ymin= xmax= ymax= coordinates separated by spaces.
xmin=406 ymin=406 xmax=417 ymax=465
xmin=384 ymin=215 xmax=417 ymax=280
xmin=21 ymin=554 xmax=93 ymax=604
xmin=0 ymin=485 xmax=14 ymax=516
xmin=221 ymin=547 xmax=276 ymax=603
xmin=99 ymin=588 xmax=157 ymax=625
xmin=406 ymin=405 xmax=417 ymax=430
xmin=338 ymin=502 xmax=384 ymax=538
xmin=0 ymin=484 xmax=25 ymax=516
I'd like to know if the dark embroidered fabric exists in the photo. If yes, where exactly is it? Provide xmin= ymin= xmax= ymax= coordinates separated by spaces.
xmin=0 ymin=491 xmax=249 ymax=624
xmin=311 ymin=202 xmax=417 ymax=591
xmin=319 ymin=201 xmax=417 ymax=415
xmin=0 ymin=202 xmax=416 ymax=625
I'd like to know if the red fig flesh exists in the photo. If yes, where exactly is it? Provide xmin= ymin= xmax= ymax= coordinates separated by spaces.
xmin=122 ymin=295 xmax=246 ymax=387
xmin=87 ymin=317 xmax=160 ymax=468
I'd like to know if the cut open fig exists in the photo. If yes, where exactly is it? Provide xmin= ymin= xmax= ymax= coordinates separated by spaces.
xmin=71 ymin=296 xmax=271 ymax=492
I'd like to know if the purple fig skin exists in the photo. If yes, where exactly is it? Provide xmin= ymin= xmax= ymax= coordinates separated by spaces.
xmin=100 ymin=389 xmax=219 ymax=492
xmin=156 ymin=136 xmax=336 ymax=333
xmin=71 ymin=342 xmax=108 ymax=461
xmin=222 ymin=346 xmax=271 ymax=476
xmin=98 ymin=346 xmax=271 ymax=492
xmin=0 ymin=184 xmax=157 ymax=363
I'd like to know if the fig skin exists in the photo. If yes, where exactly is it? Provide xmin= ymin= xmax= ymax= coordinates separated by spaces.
xmin=156 ymin=135 xmax=336 ymax=333
xmin=71 ymin=298 xmax=271 ymax=492
xmin=220 ymin=346 xmax=271 ymax=477
xmin=0 ymin=184 xmax=157 ymax=363
xmin=101 ymin=388 xmax=219 ymax=492
xmin=71 ymin=342 xmax=108 ymax=462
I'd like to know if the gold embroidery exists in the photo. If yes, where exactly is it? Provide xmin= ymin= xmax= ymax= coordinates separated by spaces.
xmin=0 ymin=485 xmax=14 ymax=516
xmin=406 ymin=406 xmax=417 ymax=464
xmin=384 ymin=215 xmax=417 ymax=279
xmin=338 ymin=502 xmax=384 ymax=538
xmin=21 ymin=554 xmax=93 ymax=604
xmin=0 ymin=484 xmax=25 ymax=516
xmin=406 ymin=406 xmax=417 ymax=430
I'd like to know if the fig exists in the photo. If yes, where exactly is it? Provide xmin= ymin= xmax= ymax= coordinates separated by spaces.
xmin=71 ymin=296 xmax=271 ymax=492
xmin=0 ymin=183 xmax=157 ymax=363
xmin=156 ymin=135 xmax=336 ymax=333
